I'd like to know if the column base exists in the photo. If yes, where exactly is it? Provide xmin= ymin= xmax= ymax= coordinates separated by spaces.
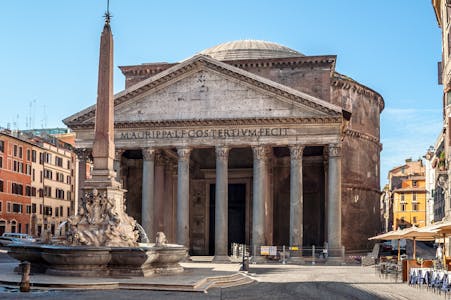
xmin=212 ymin=255 xmax=231 ymax=263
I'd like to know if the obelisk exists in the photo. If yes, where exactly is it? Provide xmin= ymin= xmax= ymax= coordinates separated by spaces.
xmin=90 ymin=12 xmax=119 ymax=188
xmin=70 ymin=10 xmax=138 ymax=247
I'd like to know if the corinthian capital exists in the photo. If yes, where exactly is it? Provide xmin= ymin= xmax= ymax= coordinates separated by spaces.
xmin=177 ymin=147 xmax=192 ymax=161
xmin=142 ymin=148 xmax=155 ymax=161
xmin=252 ymin=145 xmax=270 ymax=160
xmin=75 ymin=148 xmax=92 ymax=161
xmin=289 ymin=145 xmax=304 ymax=161
xmin=328 ymin=144 xmax=342 ymax=157
xmin=115 ymin=149 xmax=125 ymax=160
xmin=215 ymin=146 xmax=230 ymax=160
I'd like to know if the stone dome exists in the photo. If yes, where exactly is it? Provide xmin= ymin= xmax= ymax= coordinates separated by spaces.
xmin=198 ymin=40 xmax=304 ymax=61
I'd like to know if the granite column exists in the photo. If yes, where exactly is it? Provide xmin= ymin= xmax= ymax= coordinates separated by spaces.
xmin=176 ymin=147 xmax=191 ymax=247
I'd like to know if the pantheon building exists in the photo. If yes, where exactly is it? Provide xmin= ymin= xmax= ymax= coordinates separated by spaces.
xmin=64 ymin=40 xmax=384 ymax=256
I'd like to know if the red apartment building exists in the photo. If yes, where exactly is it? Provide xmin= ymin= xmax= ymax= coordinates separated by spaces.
xmin=0 ymin=132 xmax=33 ymax=235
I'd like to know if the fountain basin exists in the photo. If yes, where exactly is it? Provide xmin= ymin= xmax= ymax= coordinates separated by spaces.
xmin=8 ymin=243 xmax=187 ymax=277
xmin=109 ymin=247 xmax=158 ymax=277
xmin=152 ymin=244 xmax=187 ymax=274
xmin=7 ymin=243 xmax=48 ymax=274
xmin=41 ymin=245 xmax=111 ymax=277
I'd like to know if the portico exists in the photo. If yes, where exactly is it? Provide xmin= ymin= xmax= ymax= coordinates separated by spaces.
xmin=66 ymin=54 xmax=347 ymax=257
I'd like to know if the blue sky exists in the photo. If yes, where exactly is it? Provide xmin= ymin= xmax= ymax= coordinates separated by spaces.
xmin=0 ymin=1 xmax=443 ymax=187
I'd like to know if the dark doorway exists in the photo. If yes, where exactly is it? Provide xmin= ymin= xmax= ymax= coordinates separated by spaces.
xmin=209 ymin=183 xmax=246 ymax=255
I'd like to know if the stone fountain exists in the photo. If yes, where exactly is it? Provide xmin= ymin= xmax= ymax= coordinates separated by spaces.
xmin=8 ymin=11 xmax=187 ymax=277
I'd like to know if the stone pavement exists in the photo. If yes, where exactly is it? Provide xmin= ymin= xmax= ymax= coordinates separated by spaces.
xmin=0 ymin=260 xmax=252 ymax=292
xmin=0 ymin=255 xmax=444 ymax=299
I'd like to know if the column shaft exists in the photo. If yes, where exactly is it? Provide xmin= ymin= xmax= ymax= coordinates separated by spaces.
xmin=176 ymin=147 xmax=191 ymax=247
xmin=252 ymin=146 xmax=269 ymax=254
xmin=154 ymin=152 xmax=165 ymax=233
xmin=327 ymin=144 xmax=342 ymax=254
xmin=289 ymin=145 xmax=304 ymax=246
xmin=215 ymin=146 xmax=230 ymax=259
xmin=142 ymin=148 xmax=155 ymax=241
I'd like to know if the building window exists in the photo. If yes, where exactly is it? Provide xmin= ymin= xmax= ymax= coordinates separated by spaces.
xmin=12 ymin=203 xmax=22 ymax=213
xmin=0 ymin=156 xmax=2 ymax=169
xmin=0 ymin=180 xmax=3 ymax=192
xmin=44 ymin=186 xmax=52 ymax=197
xmin=413 ymin=203 xmax=419 ymax=211
xmin=55 ymin=156 xmax=63 ymax=167
xmin=44 ymin=206 xmax=52 ymax=216
xmin=67 ymin=191 xmax=71 ymax=201
xmin=67 ymin=160 xmax=70 ymax=169
xmin=32 ymin=168 xmax=35 ymax=181
xmin=60 ymin=206 xmax=63 ymax=217
xmin=18 ymin=146 xmax=22 ymax=158
xmin=412 ymin=181 xmax=417 ymax=187
xmin=25 ymin=186 xmax=31 ymax=196
xmin=13 ymin=145 xmax=17 ymax=157
xmin=401 ymin=203 xmax=406 ymax=212
xmin=11 ymin=221 xmax=16 ymax=233
xmin=413 ymin=193 xmax=417 ymax=201
xmin=26 ymin=149 xmax=30 ymax=161
xmin=7 ymin=202 xmax=11 ymax=213
xmin=44 ymin=169 xmax=53 ymax=180
xmin=11 ymin=183 xmax=23 ymax=195
xmin=55 ymin=189 xmax=65 ymax=200
xmin=31 ymin=150 xmax=36 ymax=162
xmin=0 ymin=201 xmax=2 ymax=212
xmin=32 ymin=203 xmax=36 ymax=213
xmin=31 ymin=187 xmax=36 ymax=196
xmin=56 ymin=172 xmax=64 ymax=182
xmin=401 ymin=194 xmax=405 ymax=202
xmin=55 ymin=207 xmax=59 ymax=217
xmin=67 ymin=207 xmax=70 ymax=217
xmin=26 ymin=205 xmax=31 ymax=214
xmin=39 ymin=204 xmax=42 ymax=215
xmin=413 ymin=216 xmax=417 ymax=224
xmin=38 ymin=189 xmax=43 ymax=197
xmin=0 ymin=141 xmax=4 ymax=153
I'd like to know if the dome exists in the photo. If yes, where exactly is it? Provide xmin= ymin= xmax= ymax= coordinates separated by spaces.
xmin=198 ymin=40 xmax=304 ymax=61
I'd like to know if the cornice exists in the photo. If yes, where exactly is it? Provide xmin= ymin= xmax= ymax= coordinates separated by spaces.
xmin=69 ymin=116 xmax=343 ymax=130
xmin=345 ymin=128 xmax=381 ymax=148
xmin=331 ymin=72 xmax=384 ymax=113
xmin=119 ymin=63 xmax=177 ymax=77
xmin=223 ymin=55 xmax=337 ymax=70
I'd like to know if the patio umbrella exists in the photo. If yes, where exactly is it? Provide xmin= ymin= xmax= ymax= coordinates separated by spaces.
xmin=369 ymin=228 xmax=413 ymax=261
xmin=369 ymin=227 xmax=438 ymax=260
xmin=401 ymin=226 xmax=439 ymax=259
xmin=425 ymin=220 xmax=451 ymax=267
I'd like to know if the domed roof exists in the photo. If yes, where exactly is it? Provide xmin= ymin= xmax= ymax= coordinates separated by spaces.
xmin=198 ymin=40 xmax=304 ymax=61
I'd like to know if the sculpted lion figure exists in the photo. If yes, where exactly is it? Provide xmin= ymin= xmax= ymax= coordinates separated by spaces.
xmin=155 ymin=232 xmax=167 ymax=247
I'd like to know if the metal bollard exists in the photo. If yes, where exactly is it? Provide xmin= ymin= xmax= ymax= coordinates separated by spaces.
xmin=241 ymin=244 xmax=249 ymax=272
xmin=312 ymin=245 xmax=316 ymax=265
xmin=20 ymin=261 xmax=31 ymax=292
xmin=282 ymin=245 xmax=286 ymax=265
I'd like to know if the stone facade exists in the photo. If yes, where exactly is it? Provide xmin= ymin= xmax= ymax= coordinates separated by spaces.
xmin=65 ymin=41 xmax=383 ymax=253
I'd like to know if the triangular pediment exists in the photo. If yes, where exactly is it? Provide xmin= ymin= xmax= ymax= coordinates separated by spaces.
xmin=64 ymin=55 xmax=344 ymax=127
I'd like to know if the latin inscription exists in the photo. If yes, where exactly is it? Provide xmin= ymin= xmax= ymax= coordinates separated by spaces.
xmin=119 ymin=128 xmax=289 ymax=140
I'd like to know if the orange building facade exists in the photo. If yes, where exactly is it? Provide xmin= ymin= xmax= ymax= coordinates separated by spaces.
xmin=0 ymin=133 xmax=33 ymax=235
xmin=393 ymin=175 xmax=427 ymax=229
